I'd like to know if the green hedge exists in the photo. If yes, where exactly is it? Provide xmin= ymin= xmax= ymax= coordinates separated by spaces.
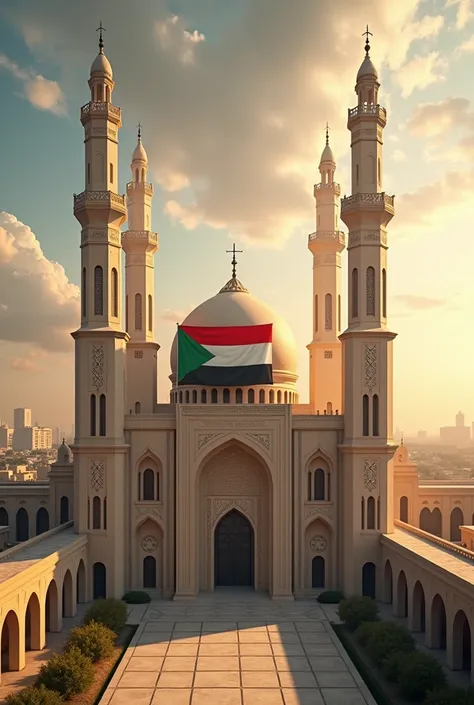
xmin=122 ymin=591 xmax=151 ymax=604
xmin=317 ymin=590 xmax=345 ymax=604
xmin=365 ymin=621 xmax=415 ymax=667
xmin=424 ymin=688 xmax=474 ymax=705
xmin=5 ymin=685 xmax=64 ymax=705
xmin=338 ymin=595 xmax=379 ymax=631
xmin=397 ymin=652 xmax=446 ymax=702
xmin=83 ymin=597 xmax=128 ymax=635
xmin=38 ymin=646 xmax=94 ymax=699
xmin=66 ymin=620 xmax=116 ymax=662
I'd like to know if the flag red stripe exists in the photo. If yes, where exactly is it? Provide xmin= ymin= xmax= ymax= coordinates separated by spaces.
xmin=180 ymin=324 xmax=272 ymax=346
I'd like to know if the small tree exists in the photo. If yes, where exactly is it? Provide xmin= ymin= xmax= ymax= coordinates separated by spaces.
xmin=5 ymin=685 xmax=64 ymax=705
xmin=66 ymin=620 xmax=115 ymax=662
xmin=338 ymin=596 xmax=379 ymax=631
xmin=366 ymin=621 xmax=415 ymax=667
xmin=38 ymin=646 xmax=94 ymax=700
xmin=83 ymin=597 xmax=127 ymax=635
xmin=424 ymin=688 xmax=474 ymax=705
xmin=397 ymin=651 xmax=447 ymax=702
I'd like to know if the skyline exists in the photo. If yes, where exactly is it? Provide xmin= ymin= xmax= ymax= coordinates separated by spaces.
xmin=1 ymin=0 xmax=474 ymax=434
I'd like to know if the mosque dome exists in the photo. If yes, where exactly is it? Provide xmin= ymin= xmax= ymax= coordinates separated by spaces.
xmin=170 ymin=277 xmax=298 ymax=382
xmin=56 ymin=440 xmax=73 ymax=465
xmin=320 ymin=143 xmax=335 ymax=164
xmin=90 ymin=51 xmax=113 ymax=79
xmin=356 ymin=55 xmax=378 ymax=81
xmin=132 ymin=140 xmax=148 ymax=163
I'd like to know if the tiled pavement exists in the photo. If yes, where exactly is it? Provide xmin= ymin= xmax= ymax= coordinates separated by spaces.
xmin=100 ymin=593 xmax=375 ymax=705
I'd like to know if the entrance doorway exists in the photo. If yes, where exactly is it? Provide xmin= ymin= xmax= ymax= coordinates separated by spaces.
xmin=214 ymin=510 xmax=254 ymax=587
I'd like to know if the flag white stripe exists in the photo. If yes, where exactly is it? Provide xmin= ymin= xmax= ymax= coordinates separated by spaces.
xmin=202 ymin=342 xmax=272 ymax=368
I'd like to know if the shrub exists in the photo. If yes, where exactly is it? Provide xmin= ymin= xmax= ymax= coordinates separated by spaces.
xmin=398 ymin=651 xmax=447 ymax=702
xmin=122 ymin=591 xmax=151 ymax=604
xmin=355 ymin=621 xmax=378 ymax=647
xmin=317 ymin=590 xmax=344 ymax=604
xmin=83 ymin=597 xmax=127 ymax=635
xmin=38 ymin=647 xmax=94 ymax=700
xmin=66 ymin=620 xmax=115 ymax=663
xmin=5 ymin=685 xmax=64 ymax=705
xmin=366 ymin=621 xmax=415 ymax=667
xmin=381 ymin=651 xmax=409 ymax=682
xmin=424 ymin=688 xmax=474 ymax=705
xmin=338 ymin=595 xmax=379 ymax=631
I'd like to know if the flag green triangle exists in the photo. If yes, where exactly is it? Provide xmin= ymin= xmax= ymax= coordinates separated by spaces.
xmin=177 ymin=327 xmax=215 ymax=382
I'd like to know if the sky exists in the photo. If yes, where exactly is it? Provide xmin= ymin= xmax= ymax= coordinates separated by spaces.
xmin=1 ymin=0 xmax=474 ymax=436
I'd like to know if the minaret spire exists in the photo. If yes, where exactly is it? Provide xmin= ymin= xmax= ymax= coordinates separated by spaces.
xmin=362 ymin=24 xmax=373 ymax=56
xmin=325 ymin=122 xmax=330 ymax=146
xmin=96 ymin=21 xmax=106 ymax=53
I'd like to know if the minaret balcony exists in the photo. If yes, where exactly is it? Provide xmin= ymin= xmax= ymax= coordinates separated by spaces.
xmin=348 ymin=103 xmax=387 ymax=128
xmin=121 ymin=230 xmax=159 ymax=253
xmin=308 ymin=230 xmax=346 ymax=247
xmin=126 ymin=181 xmax=154 ymax=197
xmin=314 ymin=182 xmax=341 ymax=197
xmin=73 ymin=190 xmax=127 ymax=222
xmin=80 ymin=101 xmax=122 ymax=126
xmin=341 ymin=192 xmax=395 ymax=229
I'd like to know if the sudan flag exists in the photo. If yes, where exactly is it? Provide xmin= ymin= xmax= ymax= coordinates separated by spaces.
xmin=177 ymin=324 xmax=273 ymax=386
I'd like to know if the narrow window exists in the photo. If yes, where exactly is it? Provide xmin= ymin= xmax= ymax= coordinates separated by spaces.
xmin=362 ymin=394 xmax=369 ymax=436
xmin=103 ymin=497 xmax=107 ymax=529
xmin=314 ymin=469 xmax=325 ymax=501
xmin=97 ymin=84 xmax=103 ymax=102
xmin=192 ymin=390 xmax=197 ymax=403
xmin=259 ymin=389 xmax=265 ymax=403
xmin=308 ymin=472 xmax=312 ymax=501
xmin=211 ymin=389 xmax=218 ymax=404
xmin=135 ymin=401 xmax=141 ymax=414
xmin=248 ymin=389 xmax=255 ymax=403
xmin=87 ymin=498 xmax=90 ymax=529
xmin=400 ymin=496 xmax=408 ymax=523
xmin=366 ymin=267 xmax=375 ymax=316
xmin=94 ymin=266 xmax=104 ymax=316
xmin=143 ymin=469 xmax=155 ymax=501
xmin=367 ymin=496 xmax=376 ymax=529
xmin=382 ymin=268 xmax=387 ymax=318
xmin=338 ymin=294 xmax=341 ymax=332
xmin=125 ymin=295 xmax=129 ymax=331
xmin=185 ymin=390 xmax=190 ymax=403
xmin=109 ymin=163 xmax=113 ymax=184
xmin=99 ymin=394 xmax=106 ymax=436
xmin=277 ymin=390 xmax=282 ymax=404
xmin=148 ymin=295 xmax=153 ymax=332
xmin=135 ymin=293 xmax=142 ymax=330
xmin=223 ymin=388 xmax=230 ymax=403
xmin=284 ymin=391 xmax=288 ymax=403
xmin=356 ymin=164 xmax=359 ymax=185
xmin=141 ymin=168 xmax=145 ymax=181
xmin=373 ymin=394 xmax=379 ymax=436
xmin=179 ymin=391 xmax=183 ymax=403
xmin=111 ymin=268 xmax=118 ymax=318
xmin=269 ymin=390 xmax=275 ymax=403
xmin=236 ymin=388 xmax=243 ymax=403
xmin=325 ymin=293 xmax=332 ymax=330
xmin=90 ymin=394 xmax=96 ymax=436
xmin=378 ymin=158 xmax=381 ymax=184
xmin=138 ymin=472 xmax=141 ymax=500
xmin=156 ymin=473 xmax=160 ymax=501
xmin=82 ymin=268 xmax=87 ymax=318
xmin=92 ymin=496 xmax=101 ymax=530
xmin=352 ymin=269 xmax=358 ymax=318
xmin=327 ymin=473 xmax=331 ymax=501
xmin=377 ymin=497 xmax=380 ymax=529
xmin=361 ymin=498 xmax=365 ymax=529
xmin=314 ymin=295 xmax=318 ymax=332
xmin=201 ymin=390 xmax=207 ymax=403
xmin=87 ymin=163 xmax=91 ymax=185
xmin=135 ymin=168 xmax=139 ymax=182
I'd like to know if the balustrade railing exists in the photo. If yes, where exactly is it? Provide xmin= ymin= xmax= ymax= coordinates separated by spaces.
xmin=348 ymin=104 xmax=387 ymax=120
xmin=341 ymin=192 xmax=395 ymax=210
xmin=122 ymin=230 xmax=158 ymax=242
xmin=80 ymin=102 xmax=121 ymax=119
xmin=308 ymin=230 xmax=346 ymax=245
xmin=0 ymin=521 xmax=74 ymax=561
xmin=394 ymin=519 xmax=474 ymax=564
xmin=73 ymin=191 xmax=126 ymax=210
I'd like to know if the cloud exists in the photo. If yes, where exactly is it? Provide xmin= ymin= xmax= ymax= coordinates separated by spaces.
xmin=446 ymin=0 xmax=474 ymax=28
xmin=406 ymin=97 xmax=473 ymax=137
xmin=394 ymin=295 xmax=446 ymax=310
xmin=391 ymin=149 xmax=407 ymax=162
xmin=11 ymin=350 xmax=44 ymax=372
xmin=0 ymin=54 xmax=66 ymax=115
xmin=5 ymin=0 xmax=439 ymax=245
xmin=456 ymin=34 xmax=474 ymax=53
xmin=0 ymin=212 xmax=80 ymax=350
xmin=394 ymin=52 xmax=447 ymax=98
xmin=161 ymin=308 xmax=190 ymax=323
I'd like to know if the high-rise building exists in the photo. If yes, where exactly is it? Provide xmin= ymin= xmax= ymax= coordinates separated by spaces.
xmin=13 ymin=426 xmax=53 ymax=451
xmin=14 ymin=408 xmax=31 ymax=430
xmin=456 ymin=411 xmax=465 ymax=428
xmin=0 ymin=425 xmax=13 ymax=449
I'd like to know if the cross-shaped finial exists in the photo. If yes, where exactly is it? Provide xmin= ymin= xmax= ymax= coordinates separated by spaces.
xmin=325 ymin=122 xmax=330 ymax=146
xmin=226 ymin=243 xmax=243 ymax=279
xmin=137 ymin=122 xmax=142 ymax=141
xmin=96 ymin=21 xmax=106 ymax=52
xmin=401 ymin=431 xmax=404 ymax=445
xmin=362 ymin=24 xmax=373 ymax=56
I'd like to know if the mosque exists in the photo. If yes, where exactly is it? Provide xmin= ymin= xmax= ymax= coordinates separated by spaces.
xmin=4 ymin=29 xmax=472 ymax=606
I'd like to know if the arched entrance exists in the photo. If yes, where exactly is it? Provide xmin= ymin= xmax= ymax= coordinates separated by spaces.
xmin=143 ymin=556 xmax=157 ymax=588
xmin=453 ymin=610 xmax=471 ymax=671
xmin=0 ymin=506 xmax=8 ymax=527
xmin=384 ymin=560 xmax=393 ymax=603
xmin=93 ymin=562 xmax=106 ymax=599
xmin=412 ymin=581 xmax=426 ymax=633
xmin=16 ymin=507 xmax=29 ymax=542
xmin=312 ymin=556 xmax=325 ymax=588
xmin=36 ymin=507 xmax=49 ymax=535
xmin=135 ymin=518 xmax=163 ymax=594
xmin=1 ymin=610 xmax=21 ymax=672
xmin=45 ymin=579 xmax=59 ymax=633
xmin=62 ymin=570 xmax=74 ymax=617
xmin=214 ymin=510 xmax=254 ymax=587
xmin=60 ymin=496 xmax=69 ymax=524
xmin=362 ymin=562 xmax=376 ymax=598
xmin=432 ymin=508 xmax=442 ymax=537
xmin=76 ymin=559 xmax=86 ymax=603
xmin=420 ymin=507 xmax=431 ymax=532
xmin=25 ymin=592 xmax=41 ymax=651
xmin=450 ymin=507 xmax=463 ymax=542
xmin=396 ymin=570 xmax=408 ymax=618
xmin=431 ymin=593 xmax=447 ymax=649
xmin=304 ymin=517 xmax=331 ymax=590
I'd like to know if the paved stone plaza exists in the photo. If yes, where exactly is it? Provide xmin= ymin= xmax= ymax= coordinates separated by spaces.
xmin=100 ymin=593 xmax=375 ymax=705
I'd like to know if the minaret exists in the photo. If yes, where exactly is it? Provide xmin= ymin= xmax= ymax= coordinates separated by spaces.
xmin=71 ymin=24 xmax=129 ymax=599
xmin=307 ymin=125 xmax=345 ymax=415
xmin=122 ymin=126 xmax=160 ymax=414
xmin=338 ymin=28 xmax=397 ymax=597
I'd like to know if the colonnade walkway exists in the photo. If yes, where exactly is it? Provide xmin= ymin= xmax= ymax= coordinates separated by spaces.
xmin=100 ymin=592 xmax=376 ymax=705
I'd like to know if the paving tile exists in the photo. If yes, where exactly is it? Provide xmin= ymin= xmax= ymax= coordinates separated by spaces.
xmin=162 ymin=656 xmax=197 ymax=672
xmin=239 ymin=643 xmax=273 ymax=656
xmin=282 ymin=689 xmax=325 ymax=705
xmin=309 ymin=656 xmax=348 ymax=672
xmin=299 ymin=632 xmax=333 ymax=644
xmin=194 ymin=671 xmax=240 ymax=687
xmin=174 ymin=622 xmax=202 ymax=632
xmin=269 ymin=633 xmax=301 ymax=644
xmin=317 ymin=671 xmax=356 ymax=688
xmin=144 ymin=621 xmax=176 ymax=632
xmin=167 ymin=644 xmax=199 ymax=656
xmin=271 ymin=644 xmax=305 ymax=657
xmin=196 ymin=656 xmax=240 ymax=671
xmin=117 ymin=671 xmax=159 ymax=688
xmin=151 ymin=690 xmax=192 ymax=705
xmin=199 ymin=643 xmax=239 ymax=656
xmin=267 ymin=623 xmax=297 ymax=632
xmin=192 ymin=689 xmax=242 ymax=705
xmin=302 ymin=644 xmax=339 ymax=657
xmin=241 ymin=671 xmax=280 ymax=688
xmin=278 ymin=671 xmax=318 ymax=688
xmin=202 ymin=622 xmax=237 ymax=632
xmin=109 ymin=689 xmax=154 ymax=704
xmin=133 ymin=643 xmax=169 ymax=657
xmin=274 ymin=656 xmax=311 ymax=672
xmin=200 ymin=632 xmax=238 ymax=643
xmin=171 ymin=634 xmax=201 ymax=643
xmin=127 ymin=656 xmax=164 ymax=671
xmin=240 ymin=656 xmax=276 ymax=671
xmin=138 ymin=632 xmax=172 ymax=645
xmin=295 ymin=621 xmax=325 ymax=632
xmin=242 ymin=689 xmax=284 ymax=704
xmin=156 ymin=672 xmax=194 ymax=688
xmin=238 ymin=632 xmax=270 ymax=643
xmin=321 ymin=688 xmax=367 ymax=705
xmin=238 ymin=622 xmax=268 ymax=631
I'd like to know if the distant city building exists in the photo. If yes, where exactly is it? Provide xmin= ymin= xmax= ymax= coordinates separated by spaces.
xmin=12 ymin=426 xmax=53 ymax=452
xmin=0 ymin=425 xmax=13 ymax=449
xmin=456 ymin=411 xmax=465 ymax=428
xmin=417 ymin=430 xmax=427 ymax=441
xmin=14 ymin=408 xmax=31 ymax=429
xmin=440 ymin=412 xmax=470 ymax=447
xmin=0 ymin=465 xmax=37 ymax=481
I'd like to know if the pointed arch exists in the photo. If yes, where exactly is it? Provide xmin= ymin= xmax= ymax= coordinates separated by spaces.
xmin=25 ymin=591 xmax=41 ymax=651
xmin=197 ymin=434 xmax=272 ymax=474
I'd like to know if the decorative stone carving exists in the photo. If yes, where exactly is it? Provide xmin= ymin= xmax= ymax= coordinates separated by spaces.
xmin=363 ymin=231 xmax=380 ymax=242
xmin=141 ymin=535 xmax=158 ymax=552
xmin=90 ymin=461 xmax=104 ymax=492
xmin=134 ymin=350 xmax=144 ymax=359
xmin=91 ymin=344 xmax=105 ymax=390
xmin=181 ymin=405 xmax=282 ymax=415
xmin=364 ymin=460 xmax=378 ymax=492
xmin=349 ymin=232 xmax=361 ymax=246
xmin=213 ymin=498 xmax=255 ymax=526
xmin=364 ymin=344 xmax=377 ymax=393
xmin=366 ymin=267 xmax=375 ymax=316
xmin=247 ymin=433 xmax=270 ymax=451
xmin=325 ymin=294 xmax=332 ymax=330
xmin=136 ymin=505 xmax=164 ymax=521
xmin=197 ymin=433 xmax=221 ymax=450
xmin=135 ymin=293 xmax=143 ymax=331
xmin=304 ymin=504 xmax=333 ymax=521
xmin=310 ymin=535 xmax=327 ymax=552
xmin=324 ymin=350 xmax=333 ymax=359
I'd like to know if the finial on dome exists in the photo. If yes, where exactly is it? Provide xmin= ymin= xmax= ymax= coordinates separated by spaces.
xmin=137 ymin=122 xmax=142 ymax=142
xmin=226 ymin=243 xmax=243 ymax=280
xmin=362 ymin=24 xmax=373 ymax=57
xmin=401 ymin=431 xmax=404 ymax=445
xmin=325 ymin=122 xmax=330 ymax=146
xmin=96 ymin=21 xmax=106 ymax=53
xmin=62 ymin=437 xmax=65 ymax=445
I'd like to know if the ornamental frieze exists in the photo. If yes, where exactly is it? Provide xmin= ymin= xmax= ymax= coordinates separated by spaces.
xmin=181 ymin=405 xmax=283 ymax=415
